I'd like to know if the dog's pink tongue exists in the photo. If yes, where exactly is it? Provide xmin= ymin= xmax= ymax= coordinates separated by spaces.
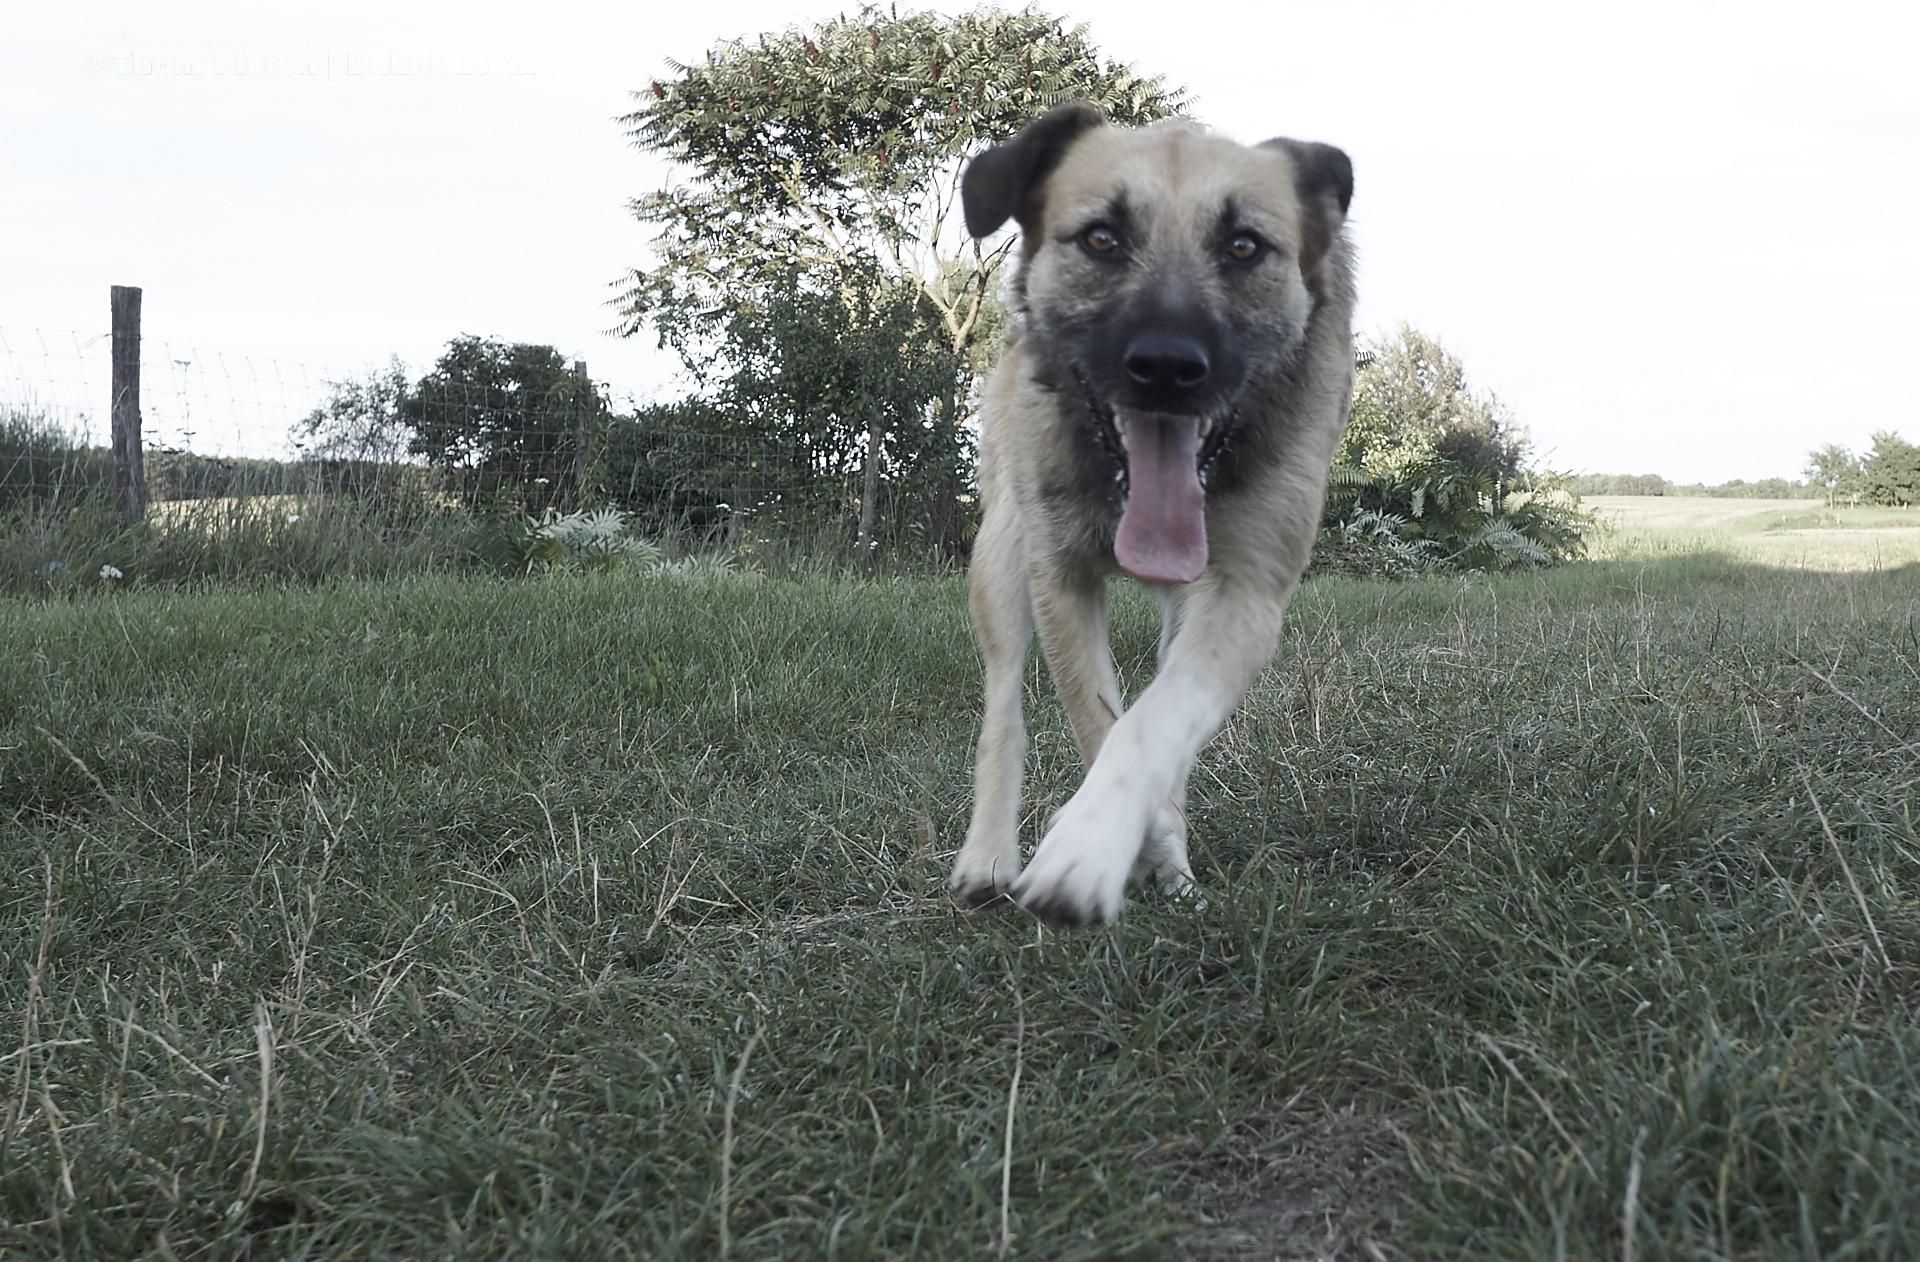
xmin=1115 ymin=411 xmax=1207 ymax=584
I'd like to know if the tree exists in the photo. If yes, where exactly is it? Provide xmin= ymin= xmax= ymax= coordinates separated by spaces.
xmin=1340 ymin=325 xmax=1527 ymax=485
xmin=1803 ymin=442 xmax=1860 ymax=509
xmin=293 ymin=359 xmax=423 ymax=502
xmin=1860 ymin=431 xmax=1920 ymax=508
xmin=297 ymin=358 xmax=412 ymax=463
xmin=602 ymin=267 xmax=969 ymax=554
xmin=616 ymin=6 xmax=1185 ymax=413
xmin=710 ymin=265 xmax=968 ymax=557
xmin=404 ymin=336 xmax=607 ymax=512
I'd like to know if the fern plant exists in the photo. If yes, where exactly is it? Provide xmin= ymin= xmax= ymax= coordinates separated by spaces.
xmin=1317 ymin=458 xmax=1591 ymax=576
xmin=477 ymin=507 xmax=666 ymax=576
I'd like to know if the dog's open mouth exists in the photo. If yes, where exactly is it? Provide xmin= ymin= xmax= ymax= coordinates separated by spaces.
xmin=1114 ymin=409 xmax=1208 ymax=584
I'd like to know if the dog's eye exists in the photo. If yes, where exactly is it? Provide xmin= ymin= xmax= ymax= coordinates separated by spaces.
xmin=1226 ymin=235 xmax=1261 ymax=262
xmin=1082 ymin=226 xmax=1121 ymax=255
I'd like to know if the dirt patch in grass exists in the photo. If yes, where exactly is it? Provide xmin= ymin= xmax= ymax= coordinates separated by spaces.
xmin=1172 ymin=1103 xmax=1401 ymax=1261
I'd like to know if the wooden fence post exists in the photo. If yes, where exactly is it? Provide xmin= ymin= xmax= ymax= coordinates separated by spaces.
xmin=110 ymin=285 xmax=147 ymax=522
xmin=571 ymin=359 xmax=593 ymax=499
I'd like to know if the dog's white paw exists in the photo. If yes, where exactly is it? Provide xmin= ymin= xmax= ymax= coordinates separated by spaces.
xmin=1010 ymin=792 xmax=1145 ymax=925
xmin=1137 ymin=807 xmax=1196 ymax=901
xmin=949 ymin=836 xmax=1021 ymax=908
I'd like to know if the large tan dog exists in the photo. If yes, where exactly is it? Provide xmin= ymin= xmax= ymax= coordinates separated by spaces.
xmin=950 ymin=104 xmax=1355 ymax=925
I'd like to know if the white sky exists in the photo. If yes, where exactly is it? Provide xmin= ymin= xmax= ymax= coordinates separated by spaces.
xmin=4 ymin=0 xmax=1914 ymax=481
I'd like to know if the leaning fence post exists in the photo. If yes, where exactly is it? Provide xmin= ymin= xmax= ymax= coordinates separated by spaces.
xmin=110 ymin=285 xmax=147 ymax=522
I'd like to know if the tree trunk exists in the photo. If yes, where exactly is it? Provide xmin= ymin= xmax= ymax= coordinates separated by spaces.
xmin=856 ymin=407 xmax=884 ymax=567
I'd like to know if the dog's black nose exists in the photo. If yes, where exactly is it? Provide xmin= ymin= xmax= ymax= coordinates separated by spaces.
xmin=1124 ymin=332 xmax=1211 ymax=393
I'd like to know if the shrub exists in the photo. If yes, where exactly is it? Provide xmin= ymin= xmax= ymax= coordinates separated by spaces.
xmin=0 ymin=404 xmax=112 ymax=512
xmin=1319 ymin=329 xmax=1588 ymax=576
xmin=1317 ymin=457 xmax=1590 ymax=575
xmin=1341 ymin=326 xmax=1527 ymax=483
xmin=475 ymin=506 xmax=669 ymax=577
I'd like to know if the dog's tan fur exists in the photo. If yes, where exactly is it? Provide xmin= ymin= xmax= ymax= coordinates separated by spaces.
xmin=951 ymin=106 xmax=1355 ymax=925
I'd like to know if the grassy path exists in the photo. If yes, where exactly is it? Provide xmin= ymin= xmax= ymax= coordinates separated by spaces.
xmin=4 ymin=556 xmax=1919 ymax=1258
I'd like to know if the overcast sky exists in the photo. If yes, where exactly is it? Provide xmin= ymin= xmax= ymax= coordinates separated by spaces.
xmin=4 ymin=0 xmax=1914 ymax=481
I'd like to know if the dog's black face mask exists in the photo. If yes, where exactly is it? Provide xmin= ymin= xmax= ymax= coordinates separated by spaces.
xmin=1066 ymin=294 xmax=1249 ymax=583
xmin=1098 ymin=313 xmax=1245 ymax=417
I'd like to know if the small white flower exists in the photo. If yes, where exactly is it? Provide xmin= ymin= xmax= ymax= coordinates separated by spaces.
xmin=99 ymin=564 xmax=123 ymax=581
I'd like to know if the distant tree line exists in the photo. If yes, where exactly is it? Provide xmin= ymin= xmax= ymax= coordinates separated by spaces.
xmin=1575 ymin=432 xmax=1920 ymax=507
xmin=3 ymin=403 xmax=312 ymax=508
xmin=1568 ymin=473 xmax=1673 ymax=497
xmin=1569 ymin=474 xmax=1820 ymax=500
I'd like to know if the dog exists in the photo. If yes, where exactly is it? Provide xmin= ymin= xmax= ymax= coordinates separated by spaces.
xmin=948 ymin=103 xmax=1355 ymax=925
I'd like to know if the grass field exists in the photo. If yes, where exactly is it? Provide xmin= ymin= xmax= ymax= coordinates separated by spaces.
xmin=1588 ymin=495 xmax=1920 ymax=572
xmin=5 ymin=513 xmax=1920 ymax=1258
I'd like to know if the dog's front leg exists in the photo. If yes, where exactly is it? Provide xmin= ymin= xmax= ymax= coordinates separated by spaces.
xmin=1011 ymin=572 xmax=1291 ymax=925
xmin=951 ymin=512 xmax=1035 ymax=904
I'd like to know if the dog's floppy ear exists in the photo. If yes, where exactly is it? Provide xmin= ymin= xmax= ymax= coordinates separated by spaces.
xmin=1260 ymin=138 xmax=1353 ymax=289
xmin=963 ymin=103 xmax=1106 ymax=239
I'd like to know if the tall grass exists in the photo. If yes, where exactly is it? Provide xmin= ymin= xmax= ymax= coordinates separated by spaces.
xmin=0 ymin=404 xmax=493 ymax=594
xmin=2 ymin=493 xmax=477 ymax=595
xmin=4 ymin=554 xmax=1919 ymax=1257
xmin=0 ymin=403 xmax=113 ymax=515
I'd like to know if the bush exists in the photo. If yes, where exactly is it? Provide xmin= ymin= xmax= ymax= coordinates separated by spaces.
xmin=475 ymin=506 xmax=665 ymax=577
xmin=1319 ymin=329 xmax=1589 ymax=576
xmin=1316 ymin=458 xmax=1590 ymax=575
xmin=1341 ymin=326 xmax=1527 ymax=483
xmin=0 ymin=404 xmax=112 ymax=512
xmin=600 ymin=400 xmax=789 ymax=538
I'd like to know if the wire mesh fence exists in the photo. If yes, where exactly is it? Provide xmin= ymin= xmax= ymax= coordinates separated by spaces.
xmin=1 ymin=323 xmax=973 ymax=579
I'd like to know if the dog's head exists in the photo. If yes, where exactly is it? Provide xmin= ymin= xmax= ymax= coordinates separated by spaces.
xmin=964 ymin=104 xmax=1352 ymax=583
